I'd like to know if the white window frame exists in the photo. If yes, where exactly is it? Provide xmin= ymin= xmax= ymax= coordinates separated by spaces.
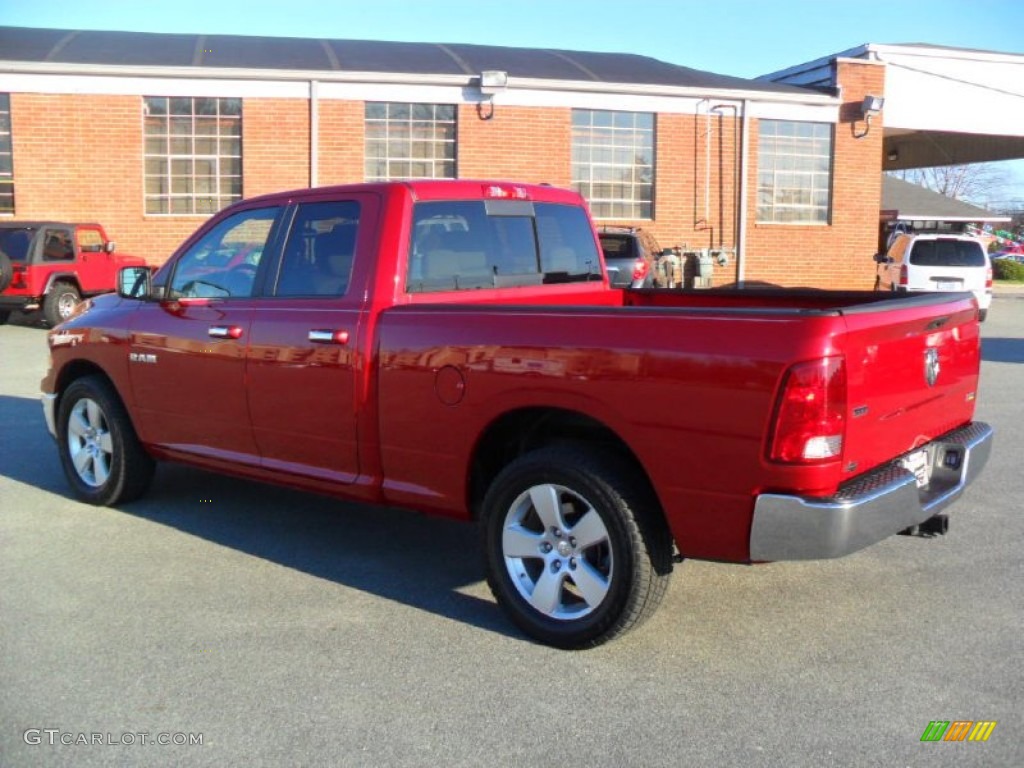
xmin=571 ymin=109 xmax=655 ymax=220
xmin=757 ymin=120 xmax=833 ymax=225
xmin=143 ymin=96 xmax=242 ymax=216
xmin=364 ymin=102 xmax=457 ymax=181
xmin=0 ymin=93 xmax=13 ymax=215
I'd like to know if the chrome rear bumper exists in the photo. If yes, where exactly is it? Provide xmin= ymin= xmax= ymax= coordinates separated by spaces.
xmin=750 ymin=422 xmax=993 ymax=561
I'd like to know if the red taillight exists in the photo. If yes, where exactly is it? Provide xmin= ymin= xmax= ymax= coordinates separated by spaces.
xmin=899 ymin=264 xmax=908 ymax=286
xmin=769 ymin=357 xmax=847 ymax=463
xmin=482 ymin=183 xmax=531 ymax=200
xmin=632 ymin=258 xmax=648 ymax=281
xmin=12 ymin=266 xmax=27 ymax=289
xmin=985 ymin=265 xmax=993 ymax=289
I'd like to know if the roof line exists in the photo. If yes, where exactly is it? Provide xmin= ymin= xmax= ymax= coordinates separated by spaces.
xmin=434 ymin=43 xmax=475 ymax=76
xmin=544 ymin=50 xmax=600 ymax=82
xmin=0 ymin=60 xmax=840 ymax=104
xmin=191 ymin=35 xmax=206 ymax=67
xmin=319 ymin=40 xmax=341 ymax=71
xmin=44 ymin=30 xmax=80 ymax=62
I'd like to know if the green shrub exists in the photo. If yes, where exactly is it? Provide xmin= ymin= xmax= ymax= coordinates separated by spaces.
xmin=993 ymin=258 xmax=1024 ymax=282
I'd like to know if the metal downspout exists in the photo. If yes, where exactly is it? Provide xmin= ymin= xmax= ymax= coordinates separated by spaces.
xmin=737 ymin=99 xmax=751 ymax=287
xmin=310 ymin=79 xmax=319 ymax=187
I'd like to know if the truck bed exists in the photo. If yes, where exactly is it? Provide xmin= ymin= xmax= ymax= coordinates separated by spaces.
xmin=376 ymin=288 xmax=982 ymax=562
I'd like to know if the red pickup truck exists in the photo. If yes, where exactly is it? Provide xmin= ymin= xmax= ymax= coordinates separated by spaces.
xmin=0 ymin=221 xmax=146 ymax=326
xmin=40 ymin=181 xmax=993 ymax=648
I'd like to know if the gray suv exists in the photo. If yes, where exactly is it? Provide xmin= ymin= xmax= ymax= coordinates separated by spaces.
xmin=597 ymin=227 xmax=661 ymax=288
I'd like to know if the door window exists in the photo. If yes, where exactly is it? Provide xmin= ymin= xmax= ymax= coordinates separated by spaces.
xmin=169 ymin=207 xmax=280 ymax=298
xmin=41 ymin=229 xmax=74 ymax=261
xmin=77 ymin=228 xmax=105 ymax=253
xmin=273 ymin=201 xmax=361 ymax=297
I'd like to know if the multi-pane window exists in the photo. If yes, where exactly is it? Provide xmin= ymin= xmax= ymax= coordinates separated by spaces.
xmin=571 ymin=110 xmax=654 ymax=219
xmin=0 ymin=94 xmax=13 ymax=214
xmin=757 ymin=120 xmax=832 ymax=224
xmin=144 ymin=97 xmax=242 ymax=215
xmin=365 ymin=102 xmax=456 ymax=181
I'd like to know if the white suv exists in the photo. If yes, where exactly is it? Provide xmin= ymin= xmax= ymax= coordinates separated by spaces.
xmin=875 ymin=233 xmax=992 ymax=320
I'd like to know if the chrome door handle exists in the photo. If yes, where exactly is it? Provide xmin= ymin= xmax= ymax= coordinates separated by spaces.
xmin=209 ymin=325 xmax=243 ymax=339
xmin=308 ymin=329 xmax=350 ymax=344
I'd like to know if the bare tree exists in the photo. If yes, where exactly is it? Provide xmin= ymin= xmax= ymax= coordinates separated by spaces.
xmin=889 ymin=163 xmax=1011 ymax=207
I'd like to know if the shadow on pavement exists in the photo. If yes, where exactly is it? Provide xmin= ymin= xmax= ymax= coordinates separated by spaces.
xmin=0 ymin=393 xmax=518 ymax=642
xmin=981 ymin=337 xmax=1024 ymax=364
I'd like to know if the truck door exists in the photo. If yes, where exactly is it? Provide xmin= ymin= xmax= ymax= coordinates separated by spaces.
xmin=128 ymin=205 xmax=283 ymax=464
xmin=74 ymin=226 xmax=108 ymax=293
xmin=245 ymin=195 xmax=379 ymax=484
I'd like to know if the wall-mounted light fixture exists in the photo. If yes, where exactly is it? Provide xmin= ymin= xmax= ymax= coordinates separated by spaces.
xmin=476 ymin=70 xmax=508 ymax=121
xmin=854 ymin=94 xmax=885 ymax=139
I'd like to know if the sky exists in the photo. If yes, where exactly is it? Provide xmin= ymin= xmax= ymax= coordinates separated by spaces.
xmin=2 ymin=0 xmax=1024 ymax=197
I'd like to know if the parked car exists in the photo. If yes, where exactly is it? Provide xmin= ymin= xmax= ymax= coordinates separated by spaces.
xmin=874 ymin=232 xmax=992 ymax=321
xmin=991 ymin=244 xmax=1024 ymax=263
xmin=42 ymin=181 xmax=992 ymax=648
xmin=0 ymin=222 xmax=146 ymax=326
xmin=597 ymin=226 xmax=661 ymax=288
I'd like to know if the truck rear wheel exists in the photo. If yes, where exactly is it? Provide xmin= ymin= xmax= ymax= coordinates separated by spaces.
xmin=0 ymin=310 xmax=10 ymax=325
xmin=56 ymin=375 xmax=155 ymax=506
xmin=481 ymin=445 xmax=672 ymax=649
xmin=44 ymin=281 xmax=81 ymax=326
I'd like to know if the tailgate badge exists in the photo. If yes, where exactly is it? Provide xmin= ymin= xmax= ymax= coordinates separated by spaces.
xmin=924 ymin=348 xmax=940 ymax=387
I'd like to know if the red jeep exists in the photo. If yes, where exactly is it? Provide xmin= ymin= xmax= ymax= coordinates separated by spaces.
xmin=0 ymin=222 xmax=146 ymax=326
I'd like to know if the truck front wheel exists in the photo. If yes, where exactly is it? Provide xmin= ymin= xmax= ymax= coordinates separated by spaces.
xmin=56 ymin=375 xmax=155 ymax=506
xmin=481 ymin=445 xmax=672 ymax=649
xmin=44 ymin=281 xmax=81 ymax=326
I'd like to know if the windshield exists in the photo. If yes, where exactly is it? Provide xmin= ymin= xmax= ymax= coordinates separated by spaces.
xmin=0 ymin=227 xmax=36 ymax=261
xmin=909 ymin=239 xmax=987 ymax=268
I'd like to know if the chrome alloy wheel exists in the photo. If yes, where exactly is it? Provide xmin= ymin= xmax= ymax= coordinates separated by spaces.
xmin=501 ymin=483 xmax=613 ymax=620
xmin=66 ymin=397 xmax=113 ymax=487
xmin=57 ymin=290 xmax=79 ymax=319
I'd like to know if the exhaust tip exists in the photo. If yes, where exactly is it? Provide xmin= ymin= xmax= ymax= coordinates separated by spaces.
xmin=898 ymin=514 xmax=949 ymax=538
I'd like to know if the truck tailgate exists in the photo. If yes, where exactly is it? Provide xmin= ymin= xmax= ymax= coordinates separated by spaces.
xmin=839 ymin=293 xmax=981 ymax=481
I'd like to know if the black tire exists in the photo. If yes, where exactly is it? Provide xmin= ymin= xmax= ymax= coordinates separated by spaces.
xmin=0 ymin=251 xmax=13 ymax=291
xmin=979 ymin=309 xmax=988 ymax=322
xmin=481 ymin=444 xmax=673 ymax=649
xmin=0 ymin=310 xmax=10 ymax=325
xmin=56 ymin=375 xmax=155 ymax=506
xmin=43 ymin=281 xmax=82 ymax=326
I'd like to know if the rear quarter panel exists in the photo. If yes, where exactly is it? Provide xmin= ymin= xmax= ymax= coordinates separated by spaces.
xmin=375 ymin=304 xmax=845 ymax=562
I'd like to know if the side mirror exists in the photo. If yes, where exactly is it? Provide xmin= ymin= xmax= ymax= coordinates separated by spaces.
xmin=118 ymin=265 xmax=153 ymax=299
xmin=873 ymin=252 xmax=890 ymax=264
xmin=104 ymin=241 xmax=117 ymax=254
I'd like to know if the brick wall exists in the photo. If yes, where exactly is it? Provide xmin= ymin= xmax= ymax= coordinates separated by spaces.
xmin=317 ymin=100 xmax=364 ymax=186
xmin=242 ymin=98 xmax=310 ymax=197
xmin=6 ymin=64 xmax=885 ymax=283
xmin=456 ymin=104 xmax=572 ymax=186
xmin=11 ymin=93 xmax=214 ymax=263
xmin=745 ymin=60 xmax=886 ymax=289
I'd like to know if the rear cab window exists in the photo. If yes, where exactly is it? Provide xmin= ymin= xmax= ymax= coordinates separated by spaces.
xmin=407 ymin=200 xmax=602 ymax=293
xmin=0 ymin=226 xmax=36 ymax=261
xmin=908 ymin=239 xmax=987 ymax=267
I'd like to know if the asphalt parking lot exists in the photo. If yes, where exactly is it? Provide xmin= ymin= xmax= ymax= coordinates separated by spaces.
xmin=1 ymin=299 xmax=1021 ymax=768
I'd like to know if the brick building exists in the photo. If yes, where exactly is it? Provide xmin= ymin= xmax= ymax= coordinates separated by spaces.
xmin=0 ymin=26 xmax=898 ymax=287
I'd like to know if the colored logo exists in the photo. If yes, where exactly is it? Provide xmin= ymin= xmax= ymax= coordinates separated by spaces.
xmin=920 ymin=720 xmax=997 ymax=742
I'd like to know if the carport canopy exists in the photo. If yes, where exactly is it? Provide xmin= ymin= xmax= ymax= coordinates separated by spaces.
xmin=761 ymin=43 xmax=1024 ymax=170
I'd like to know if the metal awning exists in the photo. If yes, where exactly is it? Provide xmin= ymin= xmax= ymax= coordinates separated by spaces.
xmin=761 ymin=43 xmax=1024 ymax=170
